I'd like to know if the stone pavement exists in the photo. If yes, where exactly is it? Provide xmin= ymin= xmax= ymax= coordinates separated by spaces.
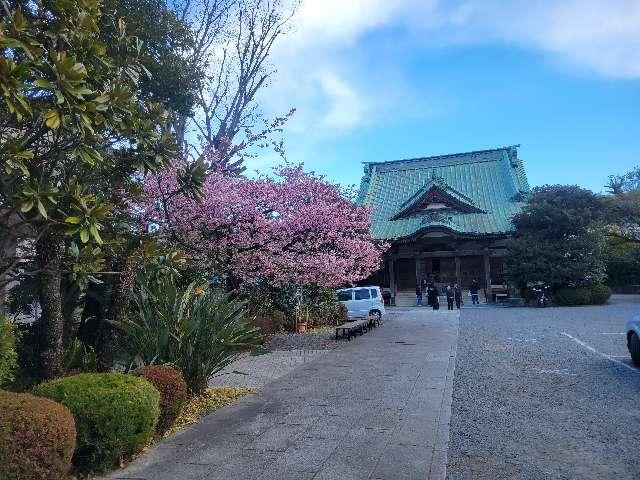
xmin=209 ymin=349 xmax=329 ymax=389
xmin=108 ymin=309 xmax=459 ymax=480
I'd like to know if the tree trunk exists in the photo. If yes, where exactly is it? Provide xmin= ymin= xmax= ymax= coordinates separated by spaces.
xmin=96 ymin=255 xmax=138 ymax=371
xmin=62 ymin=277 xmax=87 ymax=348
xmin=36 ymin=231 xmax=65 ymax=379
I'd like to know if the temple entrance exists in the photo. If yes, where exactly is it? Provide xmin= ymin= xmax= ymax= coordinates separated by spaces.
xmin=397 ymin=258 xmax=416 ymax=290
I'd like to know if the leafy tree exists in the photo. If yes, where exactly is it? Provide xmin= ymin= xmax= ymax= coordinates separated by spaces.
xmin=601 ymin=167 xmax=640 ymax=286
xmin=505 ymin=185 xmax=607 ymax=290
xmin=606 ymin=166 xmax=640 ymax=194
xmin=0 ymin=0 xmax=177 ymax=377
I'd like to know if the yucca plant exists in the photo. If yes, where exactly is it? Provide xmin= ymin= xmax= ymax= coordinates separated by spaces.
xmin=115 ymin=275 xmax=262 ymax=393
xmin=176 ymin=290 xmax=262 ymax=393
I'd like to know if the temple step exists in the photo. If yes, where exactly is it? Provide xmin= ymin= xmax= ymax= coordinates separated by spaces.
xmin=393 ymin=289 xmax=487 ymax=307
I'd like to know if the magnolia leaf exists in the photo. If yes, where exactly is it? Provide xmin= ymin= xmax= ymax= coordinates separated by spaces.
xmin=20 ymin=199 xmax=34 ymax=212
xmin=65 ymin=216 xmax=82 ymax=224
xmin=36 ymin=199 xmax=47 ymax=219
xmin=44 ymin=109 xmax=60 ymax=129
xmin=35 ymin=78 xmax=54 ymax=89
xmin=80 ymin=229 xmax=89 ymax=243
xmin=89 ymin=224 xmax=103 ymax=244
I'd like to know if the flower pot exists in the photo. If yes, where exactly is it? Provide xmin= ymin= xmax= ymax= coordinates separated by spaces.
xmin=296 ymin=321 xmax=308 ymax=333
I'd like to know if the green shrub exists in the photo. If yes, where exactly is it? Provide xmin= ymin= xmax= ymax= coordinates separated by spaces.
xmin=553 ymin=285 xmax=611 ymax=306
xmin=0 ymin=390 xmax=76 ymax=480
xmin=117 ymin=278 xmax=261 ymax=394
xmin=33 ymin=373 xmax=159 ymax=473
xmin=0 ymin=316 xmax=18 ymax=386
xmin=134 ymin=365 xmax=187 ymax=436
xmin=553 ymin=287 xmax=592 ymax=306
xmin=588 ymin=284 xmax=612 ymax=305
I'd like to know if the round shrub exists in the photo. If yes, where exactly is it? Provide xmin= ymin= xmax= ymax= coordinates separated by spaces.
xmin=0 ymin=316 xmax=18 ymax=386
xmin=134 ymin=365 xmax=187 ymax=436
xmin=33 ymin=373 xmax=159 ymax=473
xmin=553 ymin=287 xmax=592 ymax=306
xmin=588 ymin=284 xmax=612 ymax=305
xmin=0 ymin=390 xmax=76 ymax=480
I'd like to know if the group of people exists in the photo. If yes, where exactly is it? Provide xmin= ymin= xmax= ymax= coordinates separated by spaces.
xmin=415 ymin=279 xmax=481 ymax=310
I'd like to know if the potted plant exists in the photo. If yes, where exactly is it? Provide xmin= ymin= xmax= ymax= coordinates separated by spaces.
xmin=295 ymin=305 xmax=308 ymax=333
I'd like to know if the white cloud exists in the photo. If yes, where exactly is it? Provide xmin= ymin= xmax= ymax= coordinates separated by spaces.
xmin=257 ymin=0 xmax=640 ymax=166
xmin=440 ymin=0 xmax=640 ymax=78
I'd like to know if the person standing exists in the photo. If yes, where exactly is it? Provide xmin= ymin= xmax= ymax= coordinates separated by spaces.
xmin=454 ymin=283 xmax=462 ymax=309
xmin=428 ymin=283 xmax=440 ymax=310
xmin=470 ymin=279 xmax=479 ymax=305
xmin=446 ymin=284 xmax=454 ymax=310
xmin=415 ymin=283 xmax=423 ymax=306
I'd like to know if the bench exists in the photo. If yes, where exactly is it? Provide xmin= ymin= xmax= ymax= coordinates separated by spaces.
xmin=335 ymin=319 xmax=369 ymax=341
xmin=335 ymin=315 xmax=382 ymax=341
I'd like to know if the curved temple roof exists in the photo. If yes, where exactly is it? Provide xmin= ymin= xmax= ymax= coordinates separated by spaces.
xmin=357 ymin=145 xmax=530 ymax=240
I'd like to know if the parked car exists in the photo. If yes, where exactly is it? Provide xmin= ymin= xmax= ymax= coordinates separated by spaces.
xmin=626 ymin=315 xmax=640 ymax=367
xmin=336 ymin=286 xmax=386 ymax=321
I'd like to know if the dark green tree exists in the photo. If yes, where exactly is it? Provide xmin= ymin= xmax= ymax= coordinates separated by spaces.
xmin=0 ymin=0 xmax=178 ymax=377
xmin=505 ymin=185 xmax=607 ymax=290
xmin=601 ymin=168 xmax=640 ymax=286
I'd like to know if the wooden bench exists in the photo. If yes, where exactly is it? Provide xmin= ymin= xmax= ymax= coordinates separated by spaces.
xmin=335 ymin=315 xmax=383 ymax=341
xmin=335 ymin=319 xmax=369 ymax=341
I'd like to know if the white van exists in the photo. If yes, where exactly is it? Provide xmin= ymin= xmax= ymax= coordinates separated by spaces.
xmin=336 ymin=286 xmax=386 ymax=320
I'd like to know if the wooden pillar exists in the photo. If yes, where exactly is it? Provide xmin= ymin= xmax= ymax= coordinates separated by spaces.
xmin=483 ymin=254 xmax=492 ymax=303
xmin=389 ymin=258 xmax=396 ymax=306
xmin=455 ymin=256 xmax=461 ymax=286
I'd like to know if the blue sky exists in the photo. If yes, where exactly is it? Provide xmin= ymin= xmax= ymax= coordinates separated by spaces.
xmin=252 ymin=0 xmax=640 ymax=193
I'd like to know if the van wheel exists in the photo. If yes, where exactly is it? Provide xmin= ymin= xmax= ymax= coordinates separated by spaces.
xmin=629 ymin=332 xmax=640 ymax=367
xmin=369 ymin=310 xmax=382 ymax=323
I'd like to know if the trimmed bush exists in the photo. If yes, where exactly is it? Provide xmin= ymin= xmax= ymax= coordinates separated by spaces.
xmin=588 ymin=284 xmax=612 ymax=305
xmin=0 ymin=316 xmax=18 ymax=386
xmin=553 ymin=284 xmax=612 ymax=306
xmin=134 ymin=365 xmax=187 ymax=435
xmin=553 ymin=287 xmax=592 ymax=306
xmin=33 ymin=373 xmax=159 ymax=473
xmin=0 ymin=390 xmax=76 ymax=480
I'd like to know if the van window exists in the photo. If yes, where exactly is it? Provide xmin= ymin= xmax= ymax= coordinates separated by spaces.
xmin=337 ymin=290 xmax=352 ymax=301
xmin=370 ymin=289 xmax=378 ymax=298
xmin=354 ymin=288 xmax=370 ymax=300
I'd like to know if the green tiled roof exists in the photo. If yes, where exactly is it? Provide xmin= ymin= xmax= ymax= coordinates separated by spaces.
xmin=357 ymin=145 xmax=530 ymax=240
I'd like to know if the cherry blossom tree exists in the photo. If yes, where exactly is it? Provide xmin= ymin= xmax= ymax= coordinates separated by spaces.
xmin=141 ymin=162 xmax=385 ymax=287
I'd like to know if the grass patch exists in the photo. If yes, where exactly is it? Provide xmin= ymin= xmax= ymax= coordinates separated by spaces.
xmin=164 ymin=387 xmax=254 ymax=438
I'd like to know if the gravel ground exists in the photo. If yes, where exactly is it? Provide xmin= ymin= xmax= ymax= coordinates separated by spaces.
xmin=265 ymin=328 xmax=341 ymax=351
xmin=447 ymin=295 xmax=640 ymax=480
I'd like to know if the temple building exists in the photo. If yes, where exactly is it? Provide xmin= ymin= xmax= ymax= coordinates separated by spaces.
xmin=357 ymin=145 xmax=530 ymax=305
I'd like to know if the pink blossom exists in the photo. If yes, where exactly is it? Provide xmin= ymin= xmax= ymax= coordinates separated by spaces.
xmin=140 ymin=162 xmax=386 ymax=287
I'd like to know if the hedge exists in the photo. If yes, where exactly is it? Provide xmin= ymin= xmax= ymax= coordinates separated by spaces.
xmin=588 ymin=284 xmax=612 ymax=305
xmin=0 ymin=316 xmax=18 ymax=386
xmin=134 ymin=365 xmax=187 ymax=436
xmin=0 ymin=391 xmax=76 ymax=480
xmin=553 ymin=284 xmax=612 ymax=306
xmin=33 ymin=373 xmax=159 ymax=473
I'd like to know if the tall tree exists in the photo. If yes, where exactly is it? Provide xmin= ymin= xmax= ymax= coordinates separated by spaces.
xmin=0 ymin=0 xmax=176 ymax=377
xmin=505 ymin=185 xmax=607 ymax=290
xmin=171 ymin=0 xmax=297 ymax=173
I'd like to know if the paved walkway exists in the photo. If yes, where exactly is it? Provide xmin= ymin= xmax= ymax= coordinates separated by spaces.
xmin=109 ymin=309 xmax=459 ymax=480
xmin=209 ymin=350 xmax=329 ymax=389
